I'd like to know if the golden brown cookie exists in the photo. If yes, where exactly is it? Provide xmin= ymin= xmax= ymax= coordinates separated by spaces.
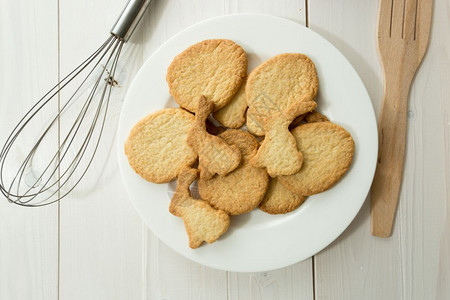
xmin=289 ymin=110 xmax=328 ymax=129
xmin=259 ymin=178 xmax=307 ymax=214
xmin=246 ymin=53 xmax=319 ymax=136
xmin=213 ymin=77 xmax=248 ymax=128
xmin=289 ymin=112 xmax=308 ymax=129
xmin=167 ymin=39 xmax=247 ymax=113
xmin=250 ymin=96 xmax=317 ymax=177
xmin=169 ymin=167 xmax=230 ymax=249
xmin=246 ymin=105 xmax=265 ymax=135
xmin=205 ymin=118 xmax=226 ymax=135
xmin=124 ymin=108 xmax=197 ymax=183
xmin=198 ymin=129 xmax=269 ymax=215
xmin=186 ymin=96 xmax=241 ymax=179
xmin=305 ymin=110 xmax=329 ymax=123
xmin=279 ymin=122 xmax=354 ymax=196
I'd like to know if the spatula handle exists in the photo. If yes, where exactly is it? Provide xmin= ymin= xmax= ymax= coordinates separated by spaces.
xmin=370 ymin=79 xmax=410 ymax=237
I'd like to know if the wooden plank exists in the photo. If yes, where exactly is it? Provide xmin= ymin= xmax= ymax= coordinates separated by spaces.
xmin=231 ymin=0 xmax=306 ymax=25
xmin=228 ymin=264 xmax=314 ymax=300
xmin=0 ymin=0 xmax=59 ymax=299
xmin=227 ymin=1 xmax=313 ymax=299
xmin=57 ymin=0 xmax=146 ymax=299
xmin=397 ymin=0 xmax=449 ymax=297
xmin=309 ymin=0 xmax=450 ymax=299
xmin=146 ymin=232 xmax=228 ymax=300
xmin=141 ymin=1 xmax=229 ymax=299
xmin=307 ymin=1 xmax=402 ymax=299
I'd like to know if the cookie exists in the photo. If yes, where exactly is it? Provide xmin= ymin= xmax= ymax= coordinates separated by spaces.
xmin=124 ymin=108 xmax=197 ymax=183
xmin=290 ymin=110 xmax=328 ymax=129
xmin=246 ymin=53 xmax=319 ymax=136
xmin=198 ymin=129 xmax=269 ymax=215
xmin=169 ymin=167 xmax=230 ymax=249
xmin=167 ymin=39 xmax=247 ymax=113
xmin=213 ymin=77 xmax=248 ymax=128
xmin=186 ymin=96 xmax=242 ymax=179
xmin=305 ymin=110 xmax=329 ymax=123
xmin=250 ymin=96 xmax=317 ymax=177
xmin=279 ymin=122 xmax=354 ymax=196
xmin=289 ymin=112 xmax=308 ymax=129
xmin=205 ymin=118 xmax=226 ymax=136
xmin=259 ymin=178 xmax=307 ymax=214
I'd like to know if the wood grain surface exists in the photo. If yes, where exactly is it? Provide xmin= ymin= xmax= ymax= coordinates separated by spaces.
xmin=0 ymin=0 xmax=59 ymax=299
xmin=0 ymin=0 xmax=448 ymax=299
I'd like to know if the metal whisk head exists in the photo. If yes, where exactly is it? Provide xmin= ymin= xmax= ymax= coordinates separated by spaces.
xmin=0 ymin=0 xmax=151 ymax=207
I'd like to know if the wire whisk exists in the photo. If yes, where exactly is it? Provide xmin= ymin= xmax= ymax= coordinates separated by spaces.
xmin=0 ymin=0 xmax=152 ymax=207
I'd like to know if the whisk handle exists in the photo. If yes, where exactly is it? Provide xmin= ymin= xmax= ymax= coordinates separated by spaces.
xmin=110 ymin=0 xmax=152 ymax=42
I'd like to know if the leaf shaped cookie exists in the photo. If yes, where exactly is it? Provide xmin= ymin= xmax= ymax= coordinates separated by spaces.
xmin=246 ymin=53 xmax=318 ymax=136
xmin=279 ymin=122 xmax=354 ymax=196
xmin=259 ymin=177 xmax=307 ymax=214
xmin=213 ymin=77 xmax=248 ymax=128
xmin=250 ymin=96 xmax=317 ymax=177
xmin=187 ymin=96 xmax=241 ymax=179
xmin=167 ymin=39 xmax=247 ymax=113
xmin=124 ymin=108 xmax=197 ymax=183
xmin=169 ymin=167 xmax=230 ymax=249
xmin=198 ymin=129 xmax=269 ymax=215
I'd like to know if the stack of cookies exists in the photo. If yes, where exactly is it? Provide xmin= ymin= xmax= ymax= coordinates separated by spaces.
xmin=125 ymin=39 xmax=354 ymax=249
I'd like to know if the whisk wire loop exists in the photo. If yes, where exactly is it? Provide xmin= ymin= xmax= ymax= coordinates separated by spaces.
xmin=0 ymin=0 xmax=151 ymax=207
xmin=0 ymin=36 xmax=124 ymax=207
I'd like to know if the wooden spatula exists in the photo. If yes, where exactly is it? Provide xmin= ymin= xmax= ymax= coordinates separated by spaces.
xmin=370 ymin=0 xmax=432 ymax=237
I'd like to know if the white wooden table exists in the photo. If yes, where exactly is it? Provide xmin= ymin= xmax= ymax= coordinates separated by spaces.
xmin=1 ymin=0 xmax=449 ymax=299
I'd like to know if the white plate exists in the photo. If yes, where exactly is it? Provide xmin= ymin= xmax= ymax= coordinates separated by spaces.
xmin=117 ymin=14 xmax=377 ymax=272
